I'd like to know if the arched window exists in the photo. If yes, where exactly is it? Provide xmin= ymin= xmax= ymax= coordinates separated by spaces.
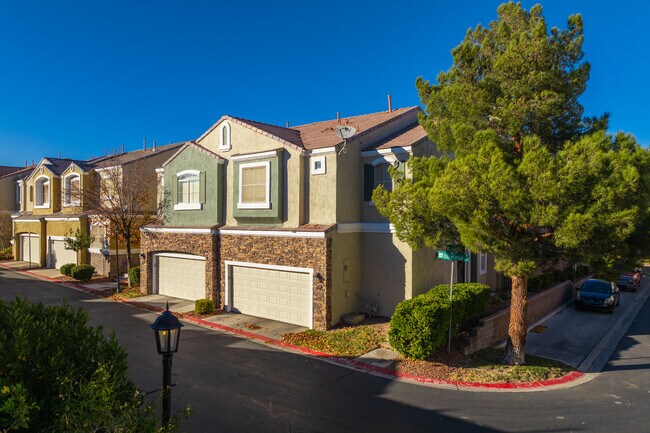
xmin=34 ymin=176 xmax=50 ymax=207
xmin=64 ymin=173 xmax=80 ymax=206
xmin=219 ymin=122 xmax=231 ymax=151
xmin=177 ymin=171 xmax=199 ymax=204
xmin=373 ymin=163 xmax=393 ymax=193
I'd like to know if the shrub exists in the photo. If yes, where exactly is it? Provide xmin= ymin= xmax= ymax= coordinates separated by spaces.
xmin=195 ymin=299 xmax=214 ymax=315
xmin=128 ymin=266 xmax=141 ymax=287
xmin=71 ymin=264 xmax=95 ymax=282
xmin=0 ymin=297 xmax=161 ymax=432
xmin=60 ymin=263 xmax=76 ymax=277
xmin=389 ymin=283 xmax=491 ymax=359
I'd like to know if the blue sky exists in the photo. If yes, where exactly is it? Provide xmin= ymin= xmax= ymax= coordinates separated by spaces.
xmin=0 ymin=1 xmax=648 ymax=167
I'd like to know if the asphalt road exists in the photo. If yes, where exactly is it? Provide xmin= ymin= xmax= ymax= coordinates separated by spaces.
xmin=1 ymin=268 xmax=649 ymax=433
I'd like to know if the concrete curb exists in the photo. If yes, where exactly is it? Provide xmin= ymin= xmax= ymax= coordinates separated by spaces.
xmin=0 ymin=262 xmax=592 ymax=392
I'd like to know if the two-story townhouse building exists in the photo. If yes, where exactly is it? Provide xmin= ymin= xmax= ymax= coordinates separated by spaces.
xmin=11 ymin=145 xmax=180 ymax=272
xmin=0 ymin=165 xmax=34 ymax=248
xmin=140 ymin=106 xmax=505 ymax=330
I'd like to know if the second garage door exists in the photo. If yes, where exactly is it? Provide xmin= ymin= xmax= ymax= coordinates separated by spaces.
xmin=48 ymin=239 xmax=77 ymax=269
xmin=231 ymin=265 xmax=311 ymax=327
xmin=154 ymin=254 xmax=206 ymax=301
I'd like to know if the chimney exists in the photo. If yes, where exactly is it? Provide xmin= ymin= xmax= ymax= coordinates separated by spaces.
xmin=121 ymin=143 xmax=125 ymax=153
xmin=336 ymin=112 xmax=341 ymax=124
xmin=143 ymin=138 xmax=147 ymax=150
xmin=153 ymin=140 xmax=157 ymax=151
xmin=286 ymin=120 xmax=289 ymax=128
xmin=387 ymin=94 xmax=393 ymax=113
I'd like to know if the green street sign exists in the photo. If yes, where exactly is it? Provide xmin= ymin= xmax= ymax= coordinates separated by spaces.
xmin=446 ymin=244 xmax=464 ymax=254
xmin=437 ymin=251 xmax=470 ymax=262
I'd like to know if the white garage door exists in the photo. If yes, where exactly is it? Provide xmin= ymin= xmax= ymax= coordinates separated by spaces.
xmin=230 ymin=265 xmax=312 ymax=327
xmin=48 ymin=239 xmax=77 ymax=269
xmin=20 ymin=234 xmax=39 ymax=264
xmin=154 ymin=254 xmax=206 ymax=301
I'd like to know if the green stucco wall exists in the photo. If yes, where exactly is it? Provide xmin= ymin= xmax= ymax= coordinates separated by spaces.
xmin=163 ymin=146 xmax=223 ymax=227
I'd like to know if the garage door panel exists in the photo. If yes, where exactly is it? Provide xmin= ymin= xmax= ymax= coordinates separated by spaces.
xmin=49 ymin=240 xmax=77 ymax=269
xmin=232 ymin=265 xmax=311 ymax=327
xmin=20 ymin=235 xmax=40 ymax=264
xmin=155 ymin=255 xmax=206 ymax=301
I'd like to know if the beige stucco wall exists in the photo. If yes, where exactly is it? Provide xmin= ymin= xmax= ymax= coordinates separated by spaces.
xmin=360 ymin=232 xmax=413 ymax=317
xmin=329 ymin=230 xmax=362 ymax=324
xmin=0 ymin=176 xmax=18 ymax=212
xmin=306 ymin=152 xmax=338 ymax=224
xmin=198 ymin=120 xmax=305 ymax=227
xmin=411 ymin=246 xmax=457 ymax=298
xmin=60 ymin=165 xmax=87 ymax=215
xmin=29 ymin=168 xmax=61 ymax=215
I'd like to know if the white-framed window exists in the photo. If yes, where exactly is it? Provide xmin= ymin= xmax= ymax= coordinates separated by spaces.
xmin=15 ymin=183 xmax=21 ymax=204
xmin=364 ymin=157 xmax=398 ymax=202
xmin=374 ymin=163 xmax=393 ymax=192
xmin=63 ymin=173 xmax=81 ymax=206
xmin=174 ymin=170 xmax=201 ymax=210
xmin=311 ymin=156 xmax=326 ymax=175
xmin=479 ymin=252 xmax=488 ymax=275
xmin=219 ymin=122 xmax=231 ymax=151
xmin=34 ymin=176 xmax=50 ymax=208
xmin=238 ymin=161 xmax=270 ymax=209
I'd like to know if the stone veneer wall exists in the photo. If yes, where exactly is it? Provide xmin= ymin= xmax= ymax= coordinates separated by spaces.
xmin=220 ymin=235 xmax=332 ymax=330
xmin=140 ymin=231 xmax=219 ymax=303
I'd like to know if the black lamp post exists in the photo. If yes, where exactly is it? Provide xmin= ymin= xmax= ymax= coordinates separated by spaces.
xmin=150 ymin=303 xmax=183 ymax=426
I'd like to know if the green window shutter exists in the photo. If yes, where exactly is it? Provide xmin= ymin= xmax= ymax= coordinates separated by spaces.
xmin=199 ymin=171 xmax=206 ymax=204
xmin=29 ymin=186 xmax=33 ymax=202
xmin=363 ymin=164 xmax=374 ymax=201
xmin=398 ymin=159 xmax=407 ymax=176
xmin=171 ymin=176 xmax=177 ymax=205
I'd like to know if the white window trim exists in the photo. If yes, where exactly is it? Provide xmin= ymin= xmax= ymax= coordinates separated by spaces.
xmin=311 ymin=155 xmax=326 ymax=175
xmin=175 ymin=170 xmax=200 ymax=208
xmin=34 ymin=175 xmax=50 ymax=208
xmin=479 ymin=252 xmax=488 ymax=275
xmin=174 ymin=202 xmax=202 ymax=211
xmin=238 ymin=161 xmax=271 ymax=209
xmin=63 ymin=172 xmax=81 ymax=206
xmin=365 ymin=157 xmax=397 ymax=206
xmin=219 ymin=122 xmax=231 ymax=151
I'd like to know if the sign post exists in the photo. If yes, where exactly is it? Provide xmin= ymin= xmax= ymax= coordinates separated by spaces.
xmin=436 ymin=248 xmax=469 ymax=352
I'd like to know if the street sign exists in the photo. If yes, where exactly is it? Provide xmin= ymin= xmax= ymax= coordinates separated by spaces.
xmin=437 ymin=251 xmax=470 ymax=262
xmin=446 ymin=244 xmax=464 ymax=254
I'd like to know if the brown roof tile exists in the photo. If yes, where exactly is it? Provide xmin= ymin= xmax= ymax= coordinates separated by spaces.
xmin=363 ymin=123 xmax=428 ymax=151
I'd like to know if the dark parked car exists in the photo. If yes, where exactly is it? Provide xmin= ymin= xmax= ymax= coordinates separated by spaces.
xmin=575 ymin=279 xmax=620 ymax=313
xmin=617 ymin=273 xmax=639 ymax=292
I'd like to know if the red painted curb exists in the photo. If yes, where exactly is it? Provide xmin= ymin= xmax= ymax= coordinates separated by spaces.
xmin=2 ymin=263 xmax=586 ymax=391
xmin=0 ymin=262 xmax=63 ymax=282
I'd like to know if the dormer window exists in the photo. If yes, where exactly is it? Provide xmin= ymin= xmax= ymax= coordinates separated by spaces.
xmin=34 ymin=176 xmax=50 ymax=208
xmin=219 ymin=122 xmax=231 ymax=151
xmin=174 ymin=170 xmax=203 ymax=210
xmin=64 ymin=173 xmax=81 ymax=206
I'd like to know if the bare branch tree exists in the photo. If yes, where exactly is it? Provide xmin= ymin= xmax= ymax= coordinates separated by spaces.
xmin=79 ymin=156 xmax=159 ymax=271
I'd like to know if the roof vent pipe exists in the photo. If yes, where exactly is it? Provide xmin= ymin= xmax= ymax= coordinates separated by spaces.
xmin=286 ymin=120 xmax=289 ymax=128
xmin=25 ymin=160 xmax=27 ymax=167
xmin=153 ymin=140 xmax=157 ymax=151
xmin=143 ymin=138 xmax=147 ymax=150
xmin=387 ymin=94 xmax=393 ymax=113
xmin=121 ymin=143 xmax=125 ymax=153
xmin=57 ymin=153 xmax=60 ymax=159
xmin=337 ymin=112 xmax=341 ymax=124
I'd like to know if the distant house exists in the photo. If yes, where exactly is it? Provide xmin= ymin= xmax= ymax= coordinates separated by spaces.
xmin=140 ymin=106 xmax=505 ymax=330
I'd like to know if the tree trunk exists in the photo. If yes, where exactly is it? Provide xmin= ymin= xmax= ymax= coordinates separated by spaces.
xmin=125 ymin=232 xmax=132 ymax=271
xmin=503 ymin=275 xmax=528 ymax=365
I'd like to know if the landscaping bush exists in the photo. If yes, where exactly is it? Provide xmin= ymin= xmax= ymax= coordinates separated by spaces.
xmin=195 ymin=299 xmax=214 ymax=315
xmin=71 ymin=264 xmax=95 ymax=282
xmin=0 ymin=297 xmax=161 ymax=432
xmin=0 ymin=247 xmax=13 ymax=260
xmin=128 ymin=266 xmax=141 ymax=287
xmin=60 ymin=263 xmax=76 ymax=277
xmin=389 ymin=283 xmax=491 ymax=360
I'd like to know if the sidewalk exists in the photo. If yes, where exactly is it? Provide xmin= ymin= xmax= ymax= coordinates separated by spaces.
xmin=2 ymin=260 xmax=646 ymax=391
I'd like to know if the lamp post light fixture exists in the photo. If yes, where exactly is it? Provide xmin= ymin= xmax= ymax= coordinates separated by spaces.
xmin=150 ymin=303 xmax=183 ymax=426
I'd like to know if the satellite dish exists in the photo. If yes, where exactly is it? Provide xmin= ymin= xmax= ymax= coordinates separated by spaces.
xmin=334 ymin=126 xmax=357 ymax=139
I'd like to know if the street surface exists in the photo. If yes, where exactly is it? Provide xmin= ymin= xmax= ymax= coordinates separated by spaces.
xmin=1 ymin=267 xmax=649 ymax=432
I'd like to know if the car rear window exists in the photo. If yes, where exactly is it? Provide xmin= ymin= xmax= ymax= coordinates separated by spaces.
xmin=581 ymin=280 xmax=612 ymax=294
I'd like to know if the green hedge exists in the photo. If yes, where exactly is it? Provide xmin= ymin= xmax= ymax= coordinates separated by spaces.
xmin=128 ymin=266 xmax=140 ymax=287
xmin=0 ymin=297 xmax=160 ymax=431
xmin=389 ymin=283 xmax=491 ymax=360
xmin=71 ymin=264 xmax=95 ymax=282
xmin=195 ymin=299 xmax=214 ymax=315
xmin=60 ymin=263 xmax=76 ymax=277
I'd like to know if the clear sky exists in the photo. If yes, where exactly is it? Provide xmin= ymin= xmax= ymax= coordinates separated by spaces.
xmin=0 ymin=1 xmax=647 ymax=167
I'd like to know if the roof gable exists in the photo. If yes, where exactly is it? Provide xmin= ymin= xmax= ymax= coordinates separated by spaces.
xmin=162 ymin=141 xmax=224 ymax=168
xmin=197 ymin=115 xmax=304 ymax=151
